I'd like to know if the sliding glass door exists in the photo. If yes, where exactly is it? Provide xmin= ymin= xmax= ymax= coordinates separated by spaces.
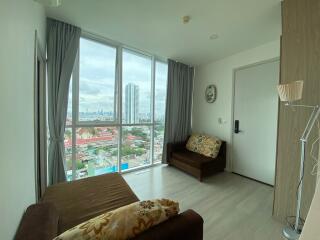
xmin=65 ymin=36 xmax=167 ymax=181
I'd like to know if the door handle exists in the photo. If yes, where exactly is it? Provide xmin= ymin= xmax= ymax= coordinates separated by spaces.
xmin=234 ymin=120 xmax=240 ymax=134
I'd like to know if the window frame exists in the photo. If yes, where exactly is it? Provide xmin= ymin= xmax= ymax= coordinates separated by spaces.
xmin=66 ymin=33 xmax=167 ymax=180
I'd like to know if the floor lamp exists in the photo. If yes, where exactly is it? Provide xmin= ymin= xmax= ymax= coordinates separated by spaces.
xmin=277 ymin=80 xmax=320 ymax=240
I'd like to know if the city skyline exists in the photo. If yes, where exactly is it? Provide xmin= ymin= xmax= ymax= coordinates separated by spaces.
xmin=67 ymin=38 xmax=168 ymax=123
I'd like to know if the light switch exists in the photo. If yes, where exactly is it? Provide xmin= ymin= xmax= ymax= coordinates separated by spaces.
xmin=218 ymin=118 xmax=227 ymax=124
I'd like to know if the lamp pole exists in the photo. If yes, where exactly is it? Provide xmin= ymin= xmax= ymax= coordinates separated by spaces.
xmin=283 ymin=105 xmax=320 ymax=240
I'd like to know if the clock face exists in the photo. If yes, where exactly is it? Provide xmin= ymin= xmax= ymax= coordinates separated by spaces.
xmin=205 ymin=85 xmax=217 ymax=103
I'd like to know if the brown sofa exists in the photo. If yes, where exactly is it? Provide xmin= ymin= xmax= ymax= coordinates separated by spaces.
xmin=15 ymin=173 xmax=203 ymax=240
xmin=167 ymin=138 xmax=226 ymax=181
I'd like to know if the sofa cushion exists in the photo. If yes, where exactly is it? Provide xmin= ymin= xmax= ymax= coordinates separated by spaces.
xmin=186 ymin=133 xmax=222 ymax=158
xmin=15 ymin=202 xmax=59 ymax=240
xmin=172 ymin=150 xmax=214 ymax=168
xmin=41 ymin=173 xmax=139 ymax=234
xmin=53 ymin=199 xmax=179 ymax=240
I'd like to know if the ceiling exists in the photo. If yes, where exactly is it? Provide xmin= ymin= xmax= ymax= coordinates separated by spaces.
xmin=45 ymin=0 xmax=281 ymax=66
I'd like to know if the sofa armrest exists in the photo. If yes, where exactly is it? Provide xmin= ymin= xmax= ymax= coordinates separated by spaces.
xmin=217 ymin=141 xmax=227 ymax=166
xmin=14 ymin=202 xmax=59 ymax=240
xmin=167 ymin=140 xmax=188 ymax=162
xmin=133 ymin=209 xmax=203 ymax=240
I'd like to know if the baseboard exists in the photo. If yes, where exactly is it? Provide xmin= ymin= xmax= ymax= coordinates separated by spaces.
xmin=232 ymin=172 xmax=274 ymax=187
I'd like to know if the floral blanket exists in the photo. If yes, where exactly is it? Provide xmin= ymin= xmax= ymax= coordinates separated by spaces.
xmin=53 ymin=199 xmax=179 ymax=240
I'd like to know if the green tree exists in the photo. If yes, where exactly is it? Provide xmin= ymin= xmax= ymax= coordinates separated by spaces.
xmin=136 ymin=142 xmax=145 ymax=148
xmin=102 ymin=145 xmax=113 ymax=151
xmin=111 ymin=149 xmax=118 ymax=156
xmin=88 ymin=127 xmax=97 ymax=136
xmin=135 ymin=148 xmax=145 ymax=156
xmin=65 ymin=129 xmax=72 ymax=139
xmin=131 ymin=127 xmax=147 ymax=139
xmin=87 ymin=144 xmax=94 ymax=150
xmin=122 ymin=145 xmax=136 ymax=156
xmin=66 ymin=158 xmax=72 ymax=170
xmin=76 ymin=160 xmax=85 ymax=169
xmin=93 ymin=148 xmax=100 ymax=155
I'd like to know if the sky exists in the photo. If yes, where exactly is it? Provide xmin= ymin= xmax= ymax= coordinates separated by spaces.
xmin=67 ymin=38 xmax=168 ymax=122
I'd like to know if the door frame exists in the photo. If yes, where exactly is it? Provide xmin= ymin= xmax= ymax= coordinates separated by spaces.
xmin=34 ymin=30 xmax=47 ymax=201
xmin=230 ymin=57 xmax=280 ymax=175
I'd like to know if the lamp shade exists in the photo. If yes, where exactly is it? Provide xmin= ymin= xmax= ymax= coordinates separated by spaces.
xmin=277 ymin=80 xmax=304 ymax=102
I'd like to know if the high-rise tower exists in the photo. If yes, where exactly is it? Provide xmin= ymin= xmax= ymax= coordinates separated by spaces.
xmin=125 ymin=83 xmax=139 ymax=123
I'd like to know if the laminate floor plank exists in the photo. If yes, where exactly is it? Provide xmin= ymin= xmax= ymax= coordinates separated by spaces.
xmin=123 ymin=165 xmax=284 ymax=240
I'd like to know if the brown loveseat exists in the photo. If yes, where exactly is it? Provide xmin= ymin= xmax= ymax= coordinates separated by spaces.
xmin=15 ymin=173 xmax=203 ymax=240
xmin=167 ymin=138 xmax=226 ymax=181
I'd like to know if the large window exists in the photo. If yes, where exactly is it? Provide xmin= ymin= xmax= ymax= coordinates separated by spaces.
xmin=65 ymin=36 xmax=167 ymax=180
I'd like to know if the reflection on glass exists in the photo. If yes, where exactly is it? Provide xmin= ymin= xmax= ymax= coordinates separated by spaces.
xmin=155 ymin=61 xmax=168 ymax=124
xmin=154 ymin=61 xmax=167 ymax=163
xmin=122 ymin=126 xmax=151 ymax=170
xmin=79 ymin=38 xmax=117 ymax=122
xmin=66 ymin=77 xmax=72 ymax=126
xmin=64 ymin=128 xmax=73 ymax=181
xmin=154 ymin=124 xmax=165 ymax=163
xmin=75 ymin=127 xmax=119 ymax=179
xmin=122 ymin=49 xmax=152 ymax=124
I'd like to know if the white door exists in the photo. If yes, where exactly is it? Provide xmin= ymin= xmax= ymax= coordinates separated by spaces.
xmin=232 ymin=59 xmax=279 ymax=185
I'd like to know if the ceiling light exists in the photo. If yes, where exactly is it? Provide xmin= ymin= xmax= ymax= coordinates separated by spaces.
xmin=183 ymin=16 xmax=191 ymax=24
xmin=34 ymin=0 xmax=62 ymax=7
xmin=209 ymin=34 xmax=219 ymax=40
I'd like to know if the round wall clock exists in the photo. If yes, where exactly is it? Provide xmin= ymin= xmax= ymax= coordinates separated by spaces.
xmin=205 ymin=84 xmax=217 ymax=103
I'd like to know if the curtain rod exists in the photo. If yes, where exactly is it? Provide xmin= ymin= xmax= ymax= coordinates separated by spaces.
xmin=170 ymin=59 xmax=195 ymax=68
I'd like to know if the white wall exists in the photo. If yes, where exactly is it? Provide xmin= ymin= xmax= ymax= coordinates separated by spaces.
xmin=192 ymin=40 xmax=280 ymax=170
xmin=0 ymin=1 xmax=46 ymax=239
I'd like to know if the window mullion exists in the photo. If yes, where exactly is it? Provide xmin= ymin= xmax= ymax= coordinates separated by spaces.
xmin=117 ymin=47 xmax=123 ymax=173
xmin=151 ymin=57 xmax=156 ymax=165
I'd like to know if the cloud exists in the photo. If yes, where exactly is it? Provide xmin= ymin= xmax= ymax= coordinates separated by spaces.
xmin=74 ymin=38 xmax=168 ymax=117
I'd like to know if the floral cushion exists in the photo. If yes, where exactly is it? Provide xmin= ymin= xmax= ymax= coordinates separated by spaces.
xmin=53 ymin=199 xmax=179 ymax=240
xmin=186 ymin=133 xmax=222 ymax=158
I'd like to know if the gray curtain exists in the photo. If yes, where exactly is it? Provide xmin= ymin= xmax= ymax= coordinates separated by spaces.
xmin=163 ymin=59 xmax=194 ymax=163
xmin=47 ymin=19 xmax=81 ymax=184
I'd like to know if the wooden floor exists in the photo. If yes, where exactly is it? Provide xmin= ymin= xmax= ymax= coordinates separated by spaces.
xmin=123 ymin=165 xmax=285 ymax=240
